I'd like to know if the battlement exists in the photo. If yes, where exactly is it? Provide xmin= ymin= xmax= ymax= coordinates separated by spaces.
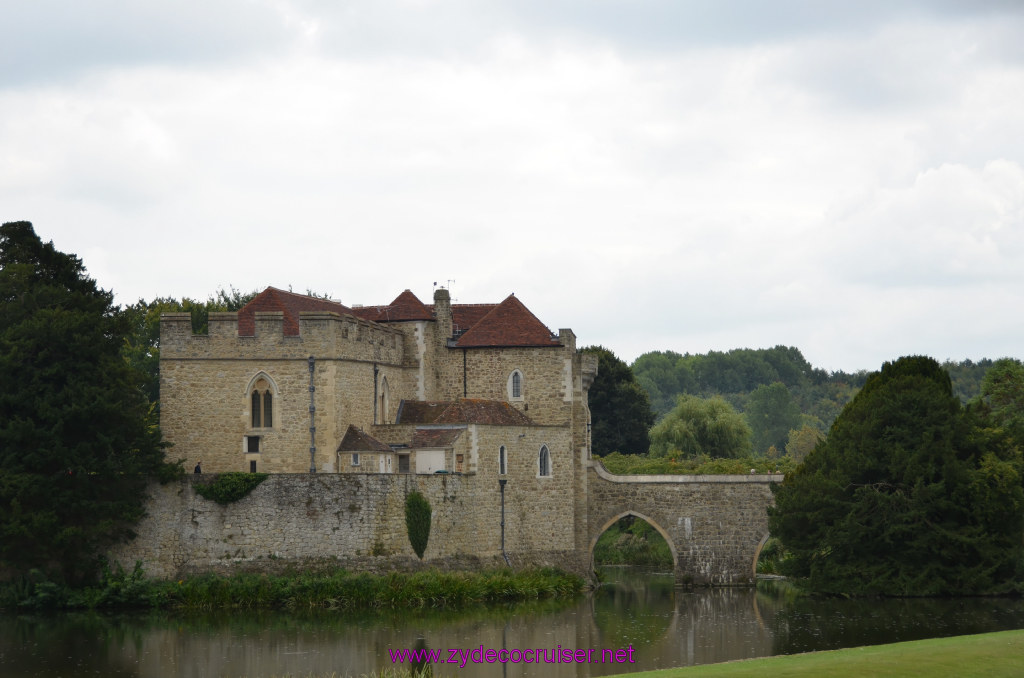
xmin=160 ymin=311 xmax=406 ymax=364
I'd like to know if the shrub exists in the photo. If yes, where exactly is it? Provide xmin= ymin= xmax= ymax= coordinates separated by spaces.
xmin=194 ymin=472 xmax=268 ymax=504
xmin=404 ymin=490 xmax=431 ymax=559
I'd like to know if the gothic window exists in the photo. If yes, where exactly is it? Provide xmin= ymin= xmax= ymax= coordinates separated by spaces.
xmin=508 ymin=369 xmax=524 ymax=401
xmin=538 ymin=445 xmax=551 ymax=477
xmin=247 ymin=374 xmax=277 ymax=429
xmin=499 ymin=445 xmax=507 ymax=476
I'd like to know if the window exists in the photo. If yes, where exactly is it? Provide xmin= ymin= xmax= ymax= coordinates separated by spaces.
xmin=499 ymin=445 xmax=507 ymax=476
xmin=352 ymin=453 xmax=360 ymax=467
xmin=508 ymin=369 xmax=524 ymax=400
xmin=251 ymin=390 xmax=261 ymax=427
xmin=378 ymin=376 xmax=391 ymax=424
xmin=398 ymin=454 xmax=410 ymax=473
xmin=248 ymin=375 xmax=275 ymax=428
xmin=246 ymin=436 xmax=260 ymax=453
xmin=538 ymin=445 xmax=550 ymax=477
xmin=249 ymin=460 xmax=257 ymax=473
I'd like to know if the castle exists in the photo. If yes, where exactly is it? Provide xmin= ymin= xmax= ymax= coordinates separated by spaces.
xmin=161 ymin=286 xmax=597 ymax=478
xmin=116 ymin=287 xmax=776 ymax=582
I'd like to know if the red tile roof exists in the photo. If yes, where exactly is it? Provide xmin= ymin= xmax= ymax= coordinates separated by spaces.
xmin=396 ymin=399 xmax=534 ymax=425
xmin=350 ymin=289 xmax=433 ymax=323
xmin=453 ymin=295 xmax=561 ymax=348
xmin=238 ymin=287 xmax=351 ymax=336
xmin=337 ymin=425 xmax=392 ymax=453
xmin=412 ymin=428 xmax=464 ymax=448
xmin=236 ymin=287 xmax=561 ymax=348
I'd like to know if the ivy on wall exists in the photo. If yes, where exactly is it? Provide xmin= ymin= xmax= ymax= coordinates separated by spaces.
xmin=405 ymin=490 xmax=432 ymax=559
xmin=194 ymin=473 xmax=269 ymax=505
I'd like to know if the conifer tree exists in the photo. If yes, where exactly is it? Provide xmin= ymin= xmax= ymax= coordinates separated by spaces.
xmin=0 ymin=222 xmax=176 ymax=583
xmin=769 ymin=356 xmax=1024 ymax=596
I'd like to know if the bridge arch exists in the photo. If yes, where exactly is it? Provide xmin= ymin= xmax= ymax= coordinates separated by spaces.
xmin=589 ymin=510 xmax=679 ymax=575
xmin=585 ymin=462 xmax=782 ymax=586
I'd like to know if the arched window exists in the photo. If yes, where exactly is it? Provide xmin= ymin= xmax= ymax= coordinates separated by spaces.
xmin=508 ymin=369 xmax=524 ymax=400
xmin=538 ymin=445 xmax=550 ymax=477
xmin=499 ymin=445 xmax=507 ymax=475
xmin=247 ymin=374 xmax=277 ymax=429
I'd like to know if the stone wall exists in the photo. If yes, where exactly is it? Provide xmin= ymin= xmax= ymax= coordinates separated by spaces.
xmin=111 ymin=470 xmax=586 ymax=580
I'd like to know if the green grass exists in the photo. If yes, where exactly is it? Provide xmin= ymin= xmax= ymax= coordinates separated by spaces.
xmin=606 ymin=629 xmax=1024 ymax=678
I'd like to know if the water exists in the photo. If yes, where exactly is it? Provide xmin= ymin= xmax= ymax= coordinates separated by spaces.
xmin=2 ymin=569 xmax=1024 ymax=678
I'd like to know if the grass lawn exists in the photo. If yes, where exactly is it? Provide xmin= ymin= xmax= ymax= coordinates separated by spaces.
xmin=608 ymin=629 xmax=1024 ymax=678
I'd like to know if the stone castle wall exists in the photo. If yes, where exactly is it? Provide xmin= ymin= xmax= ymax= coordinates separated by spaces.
xmin=111 ymin=468 xmax=586 ymax=580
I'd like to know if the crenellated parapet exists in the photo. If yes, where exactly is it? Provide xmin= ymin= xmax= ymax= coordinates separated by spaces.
xmin=160 ymin=310 xmax=406 ymax=365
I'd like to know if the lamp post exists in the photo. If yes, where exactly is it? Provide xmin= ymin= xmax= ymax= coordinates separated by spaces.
xmin=499 ymin=478 xmax=510 ymax=566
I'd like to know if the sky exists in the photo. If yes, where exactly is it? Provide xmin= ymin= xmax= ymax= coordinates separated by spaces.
xmin=3 ymin=1 xmax=1023 ymax=373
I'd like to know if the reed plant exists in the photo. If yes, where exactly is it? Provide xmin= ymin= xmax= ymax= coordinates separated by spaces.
xmin=1 ymin=563 xmax=584 ymax=612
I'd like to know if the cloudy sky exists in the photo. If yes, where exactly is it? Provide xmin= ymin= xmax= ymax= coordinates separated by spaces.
xmin=4 ymin=1 xmax=1023 ymax=372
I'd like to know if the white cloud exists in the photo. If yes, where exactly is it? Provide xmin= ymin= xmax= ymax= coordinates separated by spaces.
xmin=3 ymin=1 xmax=1024 ymax=372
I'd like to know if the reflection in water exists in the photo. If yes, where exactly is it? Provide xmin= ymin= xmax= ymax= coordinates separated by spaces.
xmin=3 ymin=570 xmax=1024 ymax=678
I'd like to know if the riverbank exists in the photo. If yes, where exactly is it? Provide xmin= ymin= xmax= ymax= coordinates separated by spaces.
xmin=608 ymin=629 xmax=1024 ymax=678
xmin=0 ymin=564 xmax=584 ymax=611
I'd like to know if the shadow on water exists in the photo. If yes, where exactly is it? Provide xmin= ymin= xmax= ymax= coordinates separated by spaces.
xmin=3 ymin=570 xmax=1024 ymax=677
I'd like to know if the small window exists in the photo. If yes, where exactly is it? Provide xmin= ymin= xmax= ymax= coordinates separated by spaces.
xmin=538 ymin=445 xmax=551 ymax=477
xmin=246 ymin=436 xmax=260 ymax=453
xmin=398 ymin=454 xmax=410 ymax=473
xmin=352 ymin=453 xmax=360 ymax=467
xmin=499 ymin=445 xmax=507 ymax=475
xmin=263 ymin=391 xmax=272 ymax=427
xmin=249 ymin=460 xmax=257 ymax=473
xmin=508 ymin=369 xmax=524 ymax=401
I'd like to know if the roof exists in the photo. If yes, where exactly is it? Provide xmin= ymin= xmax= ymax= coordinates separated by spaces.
xmin=336 ymin=425 xmax=392 ymax=453
xmin=349 ymin=289 xmax=433 ymax=323
xmin=452 ymin=294 xmax=561 ymax=348
xmin=411 ymin=428 xmax=464 ymax=448
xmin=238 ymin=287 xmax=351 ymax=336
xmin=396 ymin=399 xmax=534 ymax=426
xmin=237 ymin=287 xmax=561 ymax=348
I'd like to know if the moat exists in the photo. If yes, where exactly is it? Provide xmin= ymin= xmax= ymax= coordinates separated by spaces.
xmin=3 ymin=569 xmax=1024 ymax=678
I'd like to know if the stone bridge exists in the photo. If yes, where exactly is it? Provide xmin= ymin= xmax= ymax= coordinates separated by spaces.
xmin=586 ymin=463 xmax=783 ymax=586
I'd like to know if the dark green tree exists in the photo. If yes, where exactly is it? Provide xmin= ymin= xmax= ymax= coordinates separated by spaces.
xmin=583 ymin=346 xmax=655 ymax=456
xmin=649 ymin=394 xmax=752 ymax=458
xmin=744 ymin=382 xmax=803 ymax=454
xmin=405 ymin=490 xmax=432 ymax=559
xmin=769 ymin=356 xmax=1024 ymax=596
xmin=0 ymin=222 xmax=177 ymax=583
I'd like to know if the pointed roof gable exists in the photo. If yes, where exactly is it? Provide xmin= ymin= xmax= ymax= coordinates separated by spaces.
xmin=396 ymin=399 xmax=534 ymax=426
xmin=350 ymin=289 xmax=433 ymax=323
xmin=453 ymin=295 xmax=561 ymax=348
xmin=336 ymin=425 xmax=392 ymax=453
xmin=238 ymin=287 xmax=352 ymax=336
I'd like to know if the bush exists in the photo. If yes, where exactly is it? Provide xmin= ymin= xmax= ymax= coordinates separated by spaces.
xmin=404 ymin=490 xmax=432 ymax=559
xmin=194 ymin=472 xmax=268 ymax=504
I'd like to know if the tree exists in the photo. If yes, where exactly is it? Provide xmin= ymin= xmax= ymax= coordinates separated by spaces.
xmin=977 ymin=358 xmax=1024 ymax=443
xmin=785 ymin=425 xmax=824 ymax=464
xmin=649 ymin=394 xmax=752 ymax=459
xmin=0 ymin=222 xmax=177 ymax=583
xmin=744 ymin=382 xmax=802 ymax=454
xmin=583 ymin=346 xmax=655 ymax=456
xmin=769 ymin=356 xmax=1024 ymax=596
